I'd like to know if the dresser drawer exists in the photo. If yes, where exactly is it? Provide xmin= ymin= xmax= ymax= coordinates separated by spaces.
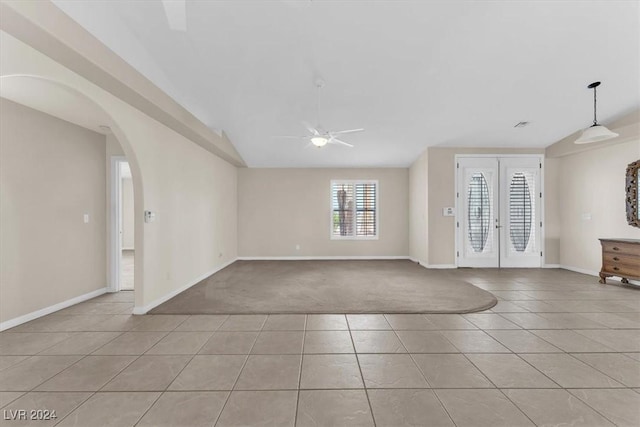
xmin=601 ymin=241 xmax=640 ymax=256
xmin=603 ymin=253 xmax=639 ymax=266
xmin=602 ymin=262 xmax=640 ymax=278
xmin=599 ymin=239 xmax=640 ymax=284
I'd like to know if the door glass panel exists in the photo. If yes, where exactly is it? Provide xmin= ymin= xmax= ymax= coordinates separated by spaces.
xmin=467 ymin=173 xmax=491 ymax=253
xmin=508 ymin=171 xmax=536 ymax=253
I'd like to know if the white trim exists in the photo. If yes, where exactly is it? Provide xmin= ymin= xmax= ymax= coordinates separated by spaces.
xmin=454 ymin=155 xmax=459 ymax=266
xmin=122 ymin=247 xmax=135 ymax=251
xmin=409 ymin=259 xmax=456 ymax=270
xmin=539 ymin=156 xmax=546 ymax=267
xmin=330 ymin=179 xmax=379 ymax=241
xmin=559 ymin=264 xmax=640 ymax=286
xmin=110 ymin=156 xmax=127 ymax=292
xmin=455 ymin=154 xmax=545 ymax=158
xmin=0 ymin=287 xmax=107 ymax=331
xmin=237 ymin=256 xmax=410 ymax=261
xmin=559 ymin=264 xmax=600 ymax=277
xmin=454 ymin=154 xmax=545 ymax=269
xmin=132 ymin=258 xmax=238 ymax=315
xmin=426 ymin=264 xmax=458 ymax=269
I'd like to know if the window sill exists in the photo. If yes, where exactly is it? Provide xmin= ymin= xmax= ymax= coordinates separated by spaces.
xmin=330 ymin=236 xmax=379 ymax=241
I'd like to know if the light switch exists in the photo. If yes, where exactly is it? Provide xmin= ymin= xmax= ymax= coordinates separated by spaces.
xmin=144 ymin=210 xmax=156 ymax=223
xmin=83 ymin=213 xmax=90 ymax=223
xmin=442 ymin=207 xmax=455 ymax=216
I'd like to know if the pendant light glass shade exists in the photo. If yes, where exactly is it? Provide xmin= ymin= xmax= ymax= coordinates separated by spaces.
xmin=575 ymin=125 xmax=619 ymax=144
xmin=575 ymin=81 xmax=618 ymax=144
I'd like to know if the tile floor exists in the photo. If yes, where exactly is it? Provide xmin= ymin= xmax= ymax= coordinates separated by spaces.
xmin=0 ymin=269 xmax=639 ymax=426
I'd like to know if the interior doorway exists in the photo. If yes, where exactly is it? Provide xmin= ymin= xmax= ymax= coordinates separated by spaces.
xmin=110 ymin=156 xmax=134 ymax=291
xmin=456 ymin=156 xmax=543 ymax=268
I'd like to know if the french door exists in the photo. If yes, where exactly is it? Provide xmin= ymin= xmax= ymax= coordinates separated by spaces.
xmin=457 ymin=156 xmax=542 ymax=268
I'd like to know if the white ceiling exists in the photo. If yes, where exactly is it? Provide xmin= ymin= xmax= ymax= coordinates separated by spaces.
xmin=53 ymin=0 xmax=639 ymax=167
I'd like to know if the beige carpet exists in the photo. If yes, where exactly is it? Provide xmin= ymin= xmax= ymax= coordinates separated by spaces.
xmin=150 ymin=260 xmax=497 ymax=314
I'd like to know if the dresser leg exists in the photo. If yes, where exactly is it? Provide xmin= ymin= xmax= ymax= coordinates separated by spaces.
xmin=599 ymin=273 xmax=607 ymax=284
xmin=621 ymin=278 xmax=629 ymax=284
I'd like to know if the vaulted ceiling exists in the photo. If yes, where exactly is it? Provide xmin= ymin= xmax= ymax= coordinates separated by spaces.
xmin=53 ymin=0 xmax=639 ymax=167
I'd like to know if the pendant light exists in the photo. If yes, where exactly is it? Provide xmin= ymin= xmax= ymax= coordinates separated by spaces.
xmin=575 ymin=81 xmax=618 ymax=144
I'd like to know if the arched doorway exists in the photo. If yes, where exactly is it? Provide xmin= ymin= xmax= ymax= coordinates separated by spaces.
xmin=0 ymin=74 xmax=145 ymax=312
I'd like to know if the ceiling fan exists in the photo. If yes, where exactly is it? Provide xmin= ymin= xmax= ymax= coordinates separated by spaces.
xmin=276 ymin=79 xmax=364 ymax=148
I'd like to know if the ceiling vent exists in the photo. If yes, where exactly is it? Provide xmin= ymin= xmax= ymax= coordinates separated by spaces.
xmin=514 ymin=121 xmax=530 ymax=128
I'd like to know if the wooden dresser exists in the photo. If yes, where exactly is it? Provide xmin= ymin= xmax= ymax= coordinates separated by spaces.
xmin=599 ymin=239 xmax=640 ymax=284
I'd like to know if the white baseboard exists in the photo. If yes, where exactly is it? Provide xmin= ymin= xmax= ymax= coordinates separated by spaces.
xmin=426 ymin=264 xmax=458 ymax=269
xmin=236 ymin=256 xmax=410 ymax=261
xmin=560 ymin=264 xmax=640 ymax=287
xmin=132 ymin=258 xmax=238 ymax=315
xmin=559 ymin=264 xmax=600 ymax=277
xmin=409 ymin=259 xmax=456 ymax=270
xmin=0 ymin=287 xmax=108 ymax=332
xmin=543 ymin=264 xmax=561 ymax=268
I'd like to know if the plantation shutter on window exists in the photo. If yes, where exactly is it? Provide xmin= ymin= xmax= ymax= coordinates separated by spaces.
xmin=331 ymin=181 xmax=378 ymax=238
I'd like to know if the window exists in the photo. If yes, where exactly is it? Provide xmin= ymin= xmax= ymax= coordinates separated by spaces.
xmin=331 ymin=180 xmax=378 ymax=239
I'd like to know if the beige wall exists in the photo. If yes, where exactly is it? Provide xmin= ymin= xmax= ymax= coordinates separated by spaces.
xmin=409 ymin=150 xmax=428 ymax=264
xmin=121 ymin=176 xmax=134 ymax=250
xmin=555 ymin=139 xmax=640 ymax=273
xmin=238 ymin=168 xmax=409 ymax=257
xmin=427 ymin=147 xmax=545 ymax=265
xmin=543 ymin=157 xmax=561 ymax=265
xmin=2 ymin=32 xmax=238 ymax=313
xmin=0 ymin=99 xmax=107 ymax=322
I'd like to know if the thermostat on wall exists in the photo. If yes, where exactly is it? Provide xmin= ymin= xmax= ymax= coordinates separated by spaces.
xmin=144 ymin=210 xmax=156 ymax=223
xmin=442 ymin=207 xmax=455 ymax=216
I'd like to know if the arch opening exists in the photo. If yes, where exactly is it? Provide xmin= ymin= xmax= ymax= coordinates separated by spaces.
xmin=0 ymin=74 xmax=146 ymax=313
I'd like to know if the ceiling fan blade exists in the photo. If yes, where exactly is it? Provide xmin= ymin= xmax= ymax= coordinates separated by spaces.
xmin=330 ymin=138 xmax=354 ymax=148
xmin=161 ymin=0 xmax=187 ymax=32
xmin=331 ymin=128 xmax=364 ymax=135
xmin=302 ymin=121 xmax=319 ymax=135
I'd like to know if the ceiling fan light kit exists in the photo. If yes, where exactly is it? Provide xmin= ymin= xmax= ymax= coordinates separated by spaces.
xmin=275 ymin=79 xmax=364 ymax=149
xmin=575 ymin=81 xmax=618 ymax=144
xmin=311 ymin=136 xmax=329 ymax=147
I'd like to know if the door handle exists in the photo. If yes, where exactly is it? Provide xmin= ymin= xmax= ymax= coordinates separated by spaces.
xmin=495 ymin=225 xmax=502 ymax=228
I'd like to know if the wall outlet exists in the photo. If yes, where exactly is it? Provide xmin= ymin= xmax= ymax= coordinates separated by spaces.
xmin=581 ymin=212 xmax=592 ymax=221
xmin=83 ymin=213 xmax=90 ymax=223
xmin=295 ymin=244 xmax=301 ymax=250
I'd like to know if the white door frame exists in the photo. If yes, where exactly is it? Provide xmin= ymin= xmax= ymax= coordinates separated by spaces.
xmin=109 ymin=156 xmax=127 ymax=292
xmin=454 ymin=154 xmax=545 ymax=268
